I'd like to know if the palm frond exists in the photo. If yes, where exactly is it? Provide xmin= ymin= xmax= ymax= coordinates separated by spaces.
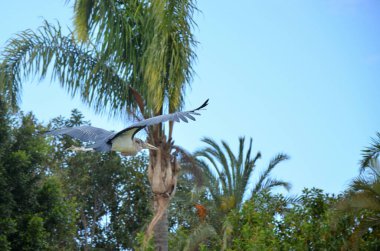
xmin=349 ymin=176 xmax=379 ymax=194
xmin=143 ymin=0 xmax=198 ymax=111
xmin=0 ymin=21 xmax=133 ymax=117
xmin=201 ymin=138 xmax=230 ymax=171
xmin=338 ymin=189 xmax=380 ymax=212
xmin=361 ymin=132 xmax=380 ymax=171
xmin=240 ymin=149 xmax=261 ymax=202
xmin=2 ymin=0 xmax=198 ymax=118
xmin=252 ymin=153 xmax=290 ymax=194
xmin=201 ymin=137 xmax=233 ymax=194
xmin=237 ymin=137 xmax=245 ymax=173
xmin=222 ymin=139 xmax=238 ymax=189
xmin=360 ymin=158 xmax=380 ymax=179
xmin=196 ymin=159 xmax=218 ymax=191
xmin=196 ymin=159 xmax=223 ymax=208
xmin=349 ymin=216 xmax=380 ymax=249
xmin=195 ymin=150 xmax=228 ymax=195
xmin=173 ymin=145 xmax=203 ymax=187
xmin=254 ymin=178 xmax=292 ymax=194
xmin=77 ymin=0 xmax=146 ymax=73
xmin=196 ymin=138 xmax=232 ymax=195
xmin=73 ymin=0 xmax=95 ymax=42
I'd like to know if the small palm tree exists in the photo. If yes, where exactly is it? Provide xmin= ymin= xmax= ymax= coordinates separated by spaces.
xmin=188 ymin=137 xmax=291 ymax=249
xmin=196 ymin=137 xmax=291 ymax=213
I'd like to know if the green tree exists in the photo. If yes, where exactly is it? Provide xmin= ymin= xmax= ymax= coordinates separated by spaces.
xmin=225 ymin=188 xmax=355 ymax=251
xmin=275 ymin=188 xmax=353 ymax=250
xmin=0 ymin=98 xmax=16 ymax=250
xmin=226 ymin=191 xmax=287 ymax=251
xmin=0 ymin=99 xmax=77 ymax=250
xmin=36 ymin=177 xmax=77 ymax=249
xmin=0 ymin=1 xmax=198 ymax=249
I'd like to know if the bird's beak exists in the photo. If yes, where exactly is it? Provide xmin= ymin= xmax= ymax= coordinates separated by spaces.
xmin=144 ymin=142 xmax=159 ymax=150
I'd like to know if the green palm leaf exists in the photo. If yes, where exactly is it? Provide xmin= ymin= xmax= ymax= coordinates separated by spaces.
xmin=252 ymin=153 xmax=290 ymax=194
xmin=361 ymin=132 xmax=380 ymax=170
xmin=0 ymin=21 xmax=132 ymax=117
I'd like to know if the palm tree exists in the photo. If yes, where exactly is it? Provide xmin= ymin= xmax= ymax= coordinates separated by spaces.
xmin=336 ymin=135 xmax=380 ymax=249
xmin=192 ymin=137 xmax=291 ymax=248
xmin=0 ymin=1 xmax=198 ymax=249
xmin=196 ymin=137 xmax=291 ymax=213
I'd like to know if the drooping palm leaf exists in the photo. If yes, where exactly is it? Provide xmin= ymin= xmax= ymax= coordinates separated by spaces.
xmin=173 ymin=145 xmax=204 ymax=187
xmin=1 ymin=0 xmax=198 ymax=118
xmin=0 ymin=21 xmax=132 ymax=117
xmin=361 ymin=132 xmax=380 ymax=171
xmin=252 ymin=153 xmax=290 ymax=194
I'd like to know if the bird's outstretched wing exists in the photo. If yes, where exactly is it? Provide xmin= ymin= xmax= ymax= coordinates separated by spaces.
xmin=109 ymin=99 xmax=209 ymax=141
xmin=46 ymin=125 xmax=114 ymax=143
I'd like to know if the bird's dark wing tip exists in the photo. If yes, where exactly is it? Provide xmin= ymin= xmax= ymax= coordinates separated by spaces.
xmin=193 ymin=99 xmax=209 ymax=111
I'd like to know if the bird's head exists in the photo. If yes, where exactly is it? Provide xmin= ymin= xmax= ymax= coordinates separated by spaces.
xmin=134 ymin=138 xmax=159 ymax=151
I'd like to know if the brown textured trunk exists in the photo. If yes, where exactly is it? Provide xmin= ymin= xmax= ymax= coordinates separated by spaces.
xmin=152 ymin=196 xmax=169 ymax=251
xmin=147 ymin=135 xmax=180 ymax=251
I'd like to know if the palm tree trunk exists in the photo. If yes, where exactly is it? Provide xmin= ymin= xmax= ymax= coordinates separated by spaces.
xmin=147 ymin=136 xmax=180 ymax=250
xmin=153 ymin=196 xmax=169 ymax=251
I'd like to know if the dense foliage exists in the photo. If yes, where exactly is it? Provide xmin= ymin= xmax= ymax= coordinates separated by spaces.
xmin=0 ymin=99 xmax=77 ymax=250
xmin=0 ymin=100 xmax=379 ymax=250
xmin=0 ymin=103 xmax=153 ymax=250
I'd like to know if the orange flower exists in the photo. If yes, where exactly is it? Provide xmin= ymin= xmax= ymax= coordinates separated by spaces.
xmin=194 ymin=204 xmax=207 ymax=222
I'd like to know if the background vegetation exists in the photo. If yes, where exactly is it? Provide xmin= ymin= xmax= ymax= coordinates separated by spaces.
xmin=0 ymin=99 xmax=378 ymax=250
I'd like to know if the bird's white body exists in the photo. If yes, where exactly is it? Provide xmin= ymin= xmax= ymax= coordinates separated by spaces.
xmin=110 ymin=134 xmax=138 ymax=156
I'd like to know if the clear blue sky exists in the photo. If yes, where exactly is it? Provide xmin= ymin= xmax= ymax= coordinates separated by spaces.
xmin=1 ymin=0 xmax=379 ymax=195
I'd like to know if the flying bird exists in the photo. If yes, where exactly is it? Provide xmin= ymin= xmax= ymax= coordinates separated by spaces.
xmin=46 ymin=99 xmax=209 ymax=156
